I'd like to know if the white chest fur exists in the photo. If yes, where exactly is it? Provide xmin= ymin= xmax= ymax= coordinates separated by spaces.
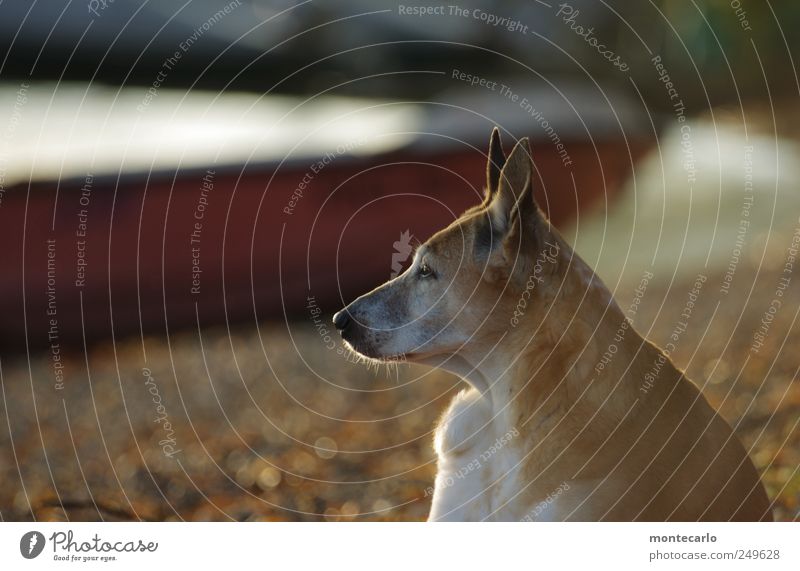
xmin=428 ymin=388 xmax=527 ymax=521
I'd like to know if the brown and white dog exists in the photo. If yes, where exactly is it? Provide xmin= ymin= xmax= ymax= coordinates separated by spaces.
xmin=333 ymin=129 xmax=772 ymax=521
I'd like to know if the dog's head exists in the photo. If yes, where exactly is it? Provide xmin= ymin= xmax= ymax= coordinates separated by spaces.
xmin=333 ymin=128 xmax=563 ymax=363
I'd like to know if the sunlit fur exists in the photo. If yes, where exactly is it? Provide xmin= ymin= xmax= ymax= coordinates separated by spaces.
xmin=336 ymin=129 xmax=772 ymax=521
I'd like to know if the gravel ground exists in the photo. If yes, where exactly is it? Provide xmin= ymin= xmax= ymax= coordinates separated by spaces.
xmin=1 ymin=260 xmax=798 ymax=522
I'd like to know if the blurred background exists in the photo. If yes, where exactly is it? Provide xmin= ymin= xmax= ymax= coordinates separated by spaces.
xmin=0 ymin=0 xmax=798 ymax=521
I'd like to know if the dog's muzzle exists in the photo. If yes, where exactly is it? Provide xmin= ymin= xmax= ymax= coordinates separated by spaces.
xmin=332 ymin=305 xmax=385 ymax=358
xmin=332 ymin=309 xmax=352 ymax=335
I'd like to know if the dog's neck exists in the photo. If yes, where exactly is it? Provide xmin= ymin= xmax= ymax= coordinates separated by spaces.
xmin=425 ymin=244 xmax=646 ymax=443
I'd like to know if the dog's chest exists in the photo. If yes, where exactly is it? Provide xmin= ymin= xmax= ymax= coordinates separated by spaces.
xmin=428 ymin=389 xmax=525 ymax=521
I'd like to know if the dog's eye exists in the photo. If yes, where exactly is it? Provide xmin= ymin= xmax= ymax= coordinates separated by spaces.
xmin=418 ymin=262 xmax=435 ymax=279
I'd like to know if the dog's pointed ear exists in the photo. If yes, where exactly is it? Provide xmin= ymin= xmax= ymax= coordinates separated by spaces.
xmin=483 ymin=127 xmax=506 ymax=204
xmin=488 ymin=137 xmax=535 ymax=241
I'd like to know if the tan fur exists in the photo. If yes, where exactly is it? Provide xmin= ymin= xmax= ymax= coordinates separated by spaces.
xmin=334 ymin=129 xmax=772 ymax=521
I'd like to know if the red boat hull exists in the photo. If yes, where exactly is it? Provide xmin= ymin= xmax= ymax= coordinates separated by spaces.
xmin=0 ymin=139 xmax=645 ymax=351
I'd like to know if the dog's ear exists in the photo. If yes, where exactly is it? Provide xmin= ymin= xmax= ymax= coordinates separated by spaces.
xmin=489 ymin=137 xmax=535 ymax=237
xmin=483 ymin=137 xmax=539 ymax=276
xmin=483 ymin=127 xmax=506 ymax=204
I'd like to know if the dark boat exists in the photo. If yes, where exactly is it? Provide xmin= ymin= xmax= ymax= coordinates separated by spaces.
xmin=0 ymin=83 xmax=653 ymax=350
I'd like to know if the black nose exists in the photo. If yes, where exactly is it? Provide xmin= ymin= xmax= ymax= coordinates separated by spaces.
xmin=333 ymin=310 xmax=351 ymax=331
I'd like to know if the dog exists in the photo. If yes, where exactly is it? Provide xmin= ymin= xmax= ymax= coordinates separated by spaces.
xmin=333 ymin=128 xmax=772 ymax=521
